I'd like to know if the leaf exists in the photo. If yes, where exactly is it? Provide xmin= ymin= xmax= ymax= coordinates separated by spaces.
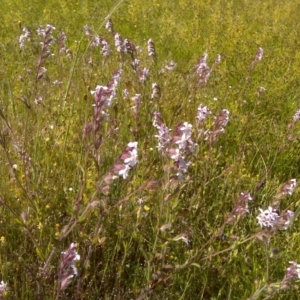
xmin=191 ymin=262 xmax=201 ymax=268
xmin=36 ymin=247 xmax=44 ymax=260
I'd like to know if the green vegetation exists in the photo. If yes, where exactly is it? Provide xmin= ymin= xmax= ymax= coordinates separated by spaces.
xmin=1 ymin=0 xmax=300 ymax=299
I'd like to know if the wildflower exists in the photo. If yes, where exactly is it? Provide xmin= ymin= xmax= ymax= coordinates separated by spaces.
xmin=131 ymin=58 xmax=140 ymax=71
xmin=214 ymin=109 xmax=230 ymax=128
xmin=37 ymin=24 xmax=55 ymax=38
xmin=91 ymin=34 xmax=101 ymax=47
xmin=83 ymin=24 xmax=93 ymax=38
xmin=292 ymin=109 xmax=300 ymax=123
xmin=251 ymin=47 xmax=264 ymax=69
xmin=255 ymin=47 xmax=264 ymax=61
xmin=173 ymin=122 xmax=192 ymax=149
xmin=147 ymin=38 xmax=156 ymax=57
xmin=163 ymin=60 xmax=177 ymax=71
xmin=124 ymin=39 xmax=135 ymax=55
xmin=114 ymin=33 xmax=124 ymax=52
xmin=121 ymin=142 xmax=138 ymax=167
xmin=173 ymin=122 xmax=197 ymax=154
xmin=36 ymin=67 xmax=47 ymax=81
xmin=195 ymin=53 xmax=210 ymax=84
xmin=153 ymin=113 xmax=171 ymax=151
xmin=196 ymin=104 xmax=211 ymax=122
xmin=139 ymin=68 xmax=149 ymax=83
xmin=58 ymin=32 xmax=67 ymax=49
xmin=281 ymin=261 xmax=300 ymax=289
xmin=53 ymin=80 xmax=62 ymax=86
xmin=277 ymin=210 xmax=294 ymax=230
xmin=155 ymin=124 xmax=171 ymax=151
xmin=204 ymin=108 xmax=230 ymax=143
xmin=112 ymin=69 xmax=122 ymax=85
xmin=34 ymin=96 xmax=43 ymax=104
xmin=123 ymin=89 xmax=130 ymax=99
xmin=131 ymin=94 xmax=142 ymax=115
xmin=172 ymin=233 xmax=190 ymax=245
xmin=114 ymin=164 xmax=131 ymax=179
xmin=112 ymin=142 xmax=138 ymax=180
xmin=168 ymin=148 xmax=180 ymax=161
xmin=0 ymin=280 xmax=8 ymax=295
xmin=257 ymin=86 xmax=266 ymax=97
xmin=233 ymin=192 xmax=252 ymax=214
xmin=176 ymin=156 xmax=191 ymax=174
xmin=58 ymin=243 xmax=80 ymax=290
xmin=19 ymin=27 xmax=31 ymax=49
xmin=256 ymin=206 xmax=279 ymax=228
xmin=226 ymin=192 xmax=253 ymax=224
xmin=214 ymin=54 xmax=221 ymax=64
xmin=278 ymin=179 xmax=297 ymax=197
xmin=87 ymin=70 xmax=122 ymax=135
xmin=100 ymin=39 xmax=110 ymax=57
xmin=137 ymin=198 xmax=144 ymax=205
xmin=151 ymin=83 xmax=161 ymax=100
xmin=211 ymin=54 xmax=221 ymax=71
xmin=160 ymin=223 xmax=171 ymax=231
xmin=105 ymin=18 xmax=114 ymax=33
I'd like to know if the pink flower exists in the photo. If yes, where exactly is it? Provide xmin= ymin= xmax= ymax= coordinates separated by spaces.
xmin=256 ymin=206 xmax=279 ymax=228
xmin=196 ymin=104 xmax=211 ymax=122
xmin=147 ymin=39 xmax=156 ymax=57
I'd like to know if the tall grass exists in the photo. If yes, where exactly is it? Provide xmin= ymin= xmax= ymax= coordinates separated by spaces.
xmin=1 ymin=0 xmax=300 ymax=299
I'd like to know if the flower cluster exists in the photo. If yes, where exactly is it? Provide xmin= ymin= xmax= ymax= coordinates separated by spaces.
xmin=37 ymin=24 xmax=55 ymax=38
xmin=160 ymin=60 xmax=177 ymax=73
xmin=58 ymin=243 xmax=80 ymax=290
xmin=36 ymin=24 xmax=56 ymax=81
xmin=172 ymin=122 xmax=197 ymax=155
xmin=256 ymin=207 xmax=294 ymax=230
xmin=99 ymin=142 xmax=138 ymax=194
xmin=277 ymin=179 xmax=297 ymax=197
xmin=281 ymin=261 xmax=300 ymax=289
xmin=19 ymin=27 xmax=31 ymax=49
xmin=131 ymin=94 xmax=142 ymax=116
xmin=196 ymin=104 xmax=211 ymax=123
xmin=194 ymin=53 xmax=221 ymax=85
xmin=256 ymin=206 xmax=279 ymax=228
xmin=292 ymin=109 xmax=300 ymax=123
xmin=226 ymin=192 xmax=253 ymax=224
xmin=84 ymin=69 xmax=122 ymax=136
xmin=124 ymin=39 xmax=136 ymax=56
xmin=83 ymin=25 xmax=110 ymax=57
xmin=153 ymin=112 xmax=197 ymax=180
xmin=251 ymin=47 xmax=264 ymax=69
xmin=147 ymin=39 xmax=156 ymax=57
xmin=288 ymin=109 xmax=300 ymax=129
xmin=58 ymin=32 xmax=72 ymax=58
xmin=131 ymin=58 xmax=140 ymax=71
xmin=111 ymin=142 xmax=138 ymax=179
xmin=205 ymin=109 xmax=230 ymax=143
xmin=153 ymin=111 xmax=171 ymax=151
xmin=105 ymin=18 xmax=114 ymax=33
xmin=114 ymin=33 xmax=125 ymax=53
xmin=195 ymin=53 xmax=210 ymax=84
xmin=151 ymin=83 xmax=161 ymax=100
xmin=114 ymin=33 xmax=136 ymax=58
xmin=138 ymin=67 xmax=150 ymax=83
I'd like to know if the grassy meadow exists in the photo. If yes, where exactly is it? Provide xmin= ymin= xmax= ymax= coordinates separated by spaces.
xmin=1 ymin=0 xmax=300 ymax=299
